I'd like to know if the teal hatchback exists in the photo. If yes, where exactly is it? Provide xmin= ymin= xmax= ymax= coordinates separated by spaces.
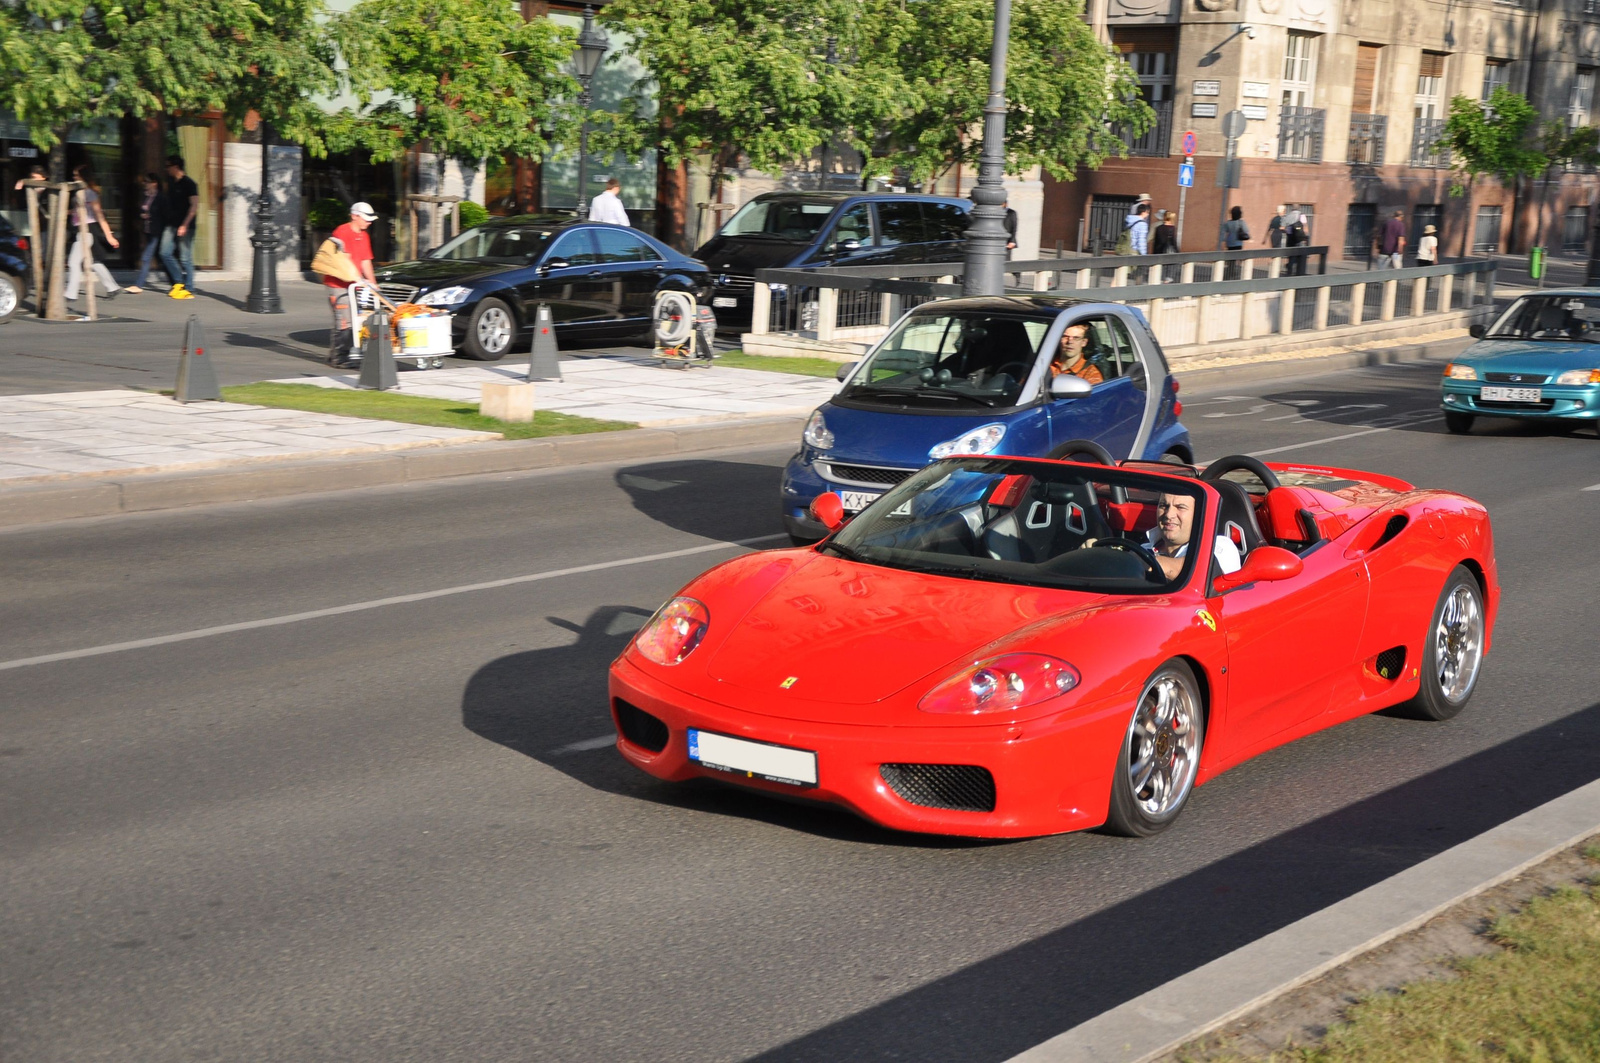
xmin=1443 ymin=290 xmax=1600 ymax=435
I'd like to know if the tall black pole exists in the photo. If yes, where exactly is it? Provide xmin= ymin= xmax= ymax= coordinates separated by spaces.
xmin=246 ymin=122 xmax=283 ymax=314
xmin=576 ymin=87 xmax=592 ymax=219
xmin=962 ymin=0 xmax=1012 ymax=297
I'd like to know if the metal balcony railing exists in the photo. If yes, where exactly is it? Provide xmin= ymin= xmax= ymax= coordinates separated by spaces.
xmin=1120 ymin=99 xmax=1173 ymax=158
xmin=1346 ymin=113 xmax=1387 ymax=165
xmin=1278 ymin=106 xmax=1325 ymax=163
xmin=1411 ymin=117 xmax=1451 ymax=167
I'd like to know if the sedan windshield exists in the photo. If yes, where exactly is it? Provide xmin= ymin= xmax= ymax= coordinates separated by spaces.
xmin=1485 ymin=294 xmax=1600 ymax=342
xmin=823 ymin=458 xmax=1204 ymax=593
xmin=719 ymin=198 xmax=837 ymax=240
xmin=840 ymin=311 xmax=1053 ymax=409
xmin=431 ymin=226 xmax=554 ymax=264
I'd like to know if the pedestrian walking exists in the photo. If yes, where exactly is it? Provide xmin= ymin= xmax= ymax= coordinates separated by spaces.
xmin=1125 ymin=201 xmax=1151 ymax=256
xmin=323 ymin=202 xmax=380 ymax=368
xmin=15 ymin=164 xmax=48 ymax=269
xmin=1151 ymin=209 xmax=1179 ymax=255
xmin=1377 ymin=209 xmax=1406 ymax=268
xmin=63 ymin=165 xmax=122 ymax=302
xmin=159 ymin=155 xmax=200 ymax=298
xmin=1416 ymin=224 xmax=1438 ymax=266
xmin=123 ymin=173 xmax=165 ymax=294
xmin=1284 ymin=209 xmax=1310 ymax=276
xmin=1220 ymin=205 xmax=1249 ymax=277
xmin=588 ymin=177 xmax=630 ymax=226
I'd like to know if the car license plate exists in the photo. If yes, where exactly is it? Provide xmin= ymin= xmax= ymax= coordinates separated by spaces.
xmin=711 ymin=296 xmax=738 ymax=308
xmin=838 ymin=490 xmax=881 ymax=513
xmin=687 ymin=729 xmax=817 ymax=787
xmin=1480 ymin=385 xmax=1542 ymax=402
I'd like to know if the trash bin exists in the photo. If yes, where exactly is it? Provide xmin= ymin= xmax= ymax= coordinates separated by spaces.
xmin=1530 ymin=245 xmax=1545 ymax=280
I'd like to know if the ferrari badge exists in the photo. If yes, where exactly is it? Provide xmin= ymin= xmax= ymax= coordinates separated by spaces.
xmin=1195 ymin=609 xmax=1217 ymax=631
xmin=780 ymin=676 xmax=799 ymax=690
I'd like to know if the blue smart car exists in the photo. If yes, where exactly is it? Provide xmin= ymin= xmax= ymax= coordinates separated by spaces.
xmin=781 ymin=296 xmax=1192 ymax=542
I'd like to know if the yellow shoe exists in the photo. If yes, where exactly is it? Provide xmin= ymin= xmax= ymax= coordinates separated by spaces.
xmin=169 ymin=284 xmax=194 ymax=300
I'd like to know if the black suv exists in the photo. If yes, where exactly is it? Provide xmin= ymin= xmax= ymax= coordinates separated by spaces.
xmin=693 ymin=192 xmax=972 ymax=328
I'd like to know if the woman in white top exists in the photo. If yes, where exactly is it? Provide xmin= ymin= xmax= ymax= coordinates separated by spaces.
xmin=1147 ymin=491 xmax=1242 ymax=580
xmin=64 ymin=165 xmax=123 ymax=301
xmin=1415 ymin=224 xmax=1438 ymax=266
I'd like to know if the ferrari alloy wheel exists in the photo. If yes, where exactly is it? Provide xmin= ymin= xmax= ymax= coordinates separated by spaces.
xmin=1105 ymin=660 xmax=1204 ymax=837
xmin=1405 ymin=566 xmax=1485 ymax=721
xmin=464 ymin=298 xmax=515 ymax=360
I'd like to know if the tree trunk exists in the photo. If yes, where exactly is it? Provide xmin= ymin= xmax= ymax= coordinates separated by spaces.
xmin=655 ymin=153 xmax=689 ymax=251
xmin=514 ymin=155 xmax=542 ymax=214
xmin=48 ymin=130 xmax=68 ymax=182
xmin=1459 ymin=178 xmax=1475 ymax=259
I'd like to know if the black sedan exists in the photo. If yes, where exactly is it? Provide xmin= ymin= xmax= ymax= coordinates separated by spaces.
xmin=373 ymin=216 xmax=713 ymax=360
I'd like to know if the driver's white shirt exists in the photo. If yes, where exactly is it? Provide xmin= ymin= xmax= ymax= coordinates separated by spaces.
xmin=1147 ymin=528 xmax=1243 ymax=574
xmin=588 ymin=191 xmax=631 ymax=226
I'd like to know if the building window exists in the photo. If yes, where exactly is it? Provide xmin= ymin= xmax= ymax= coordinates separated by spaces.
xmin=1481 ymin=60 xmax=1511 ymax=101
xmin=1563 ymin=206 xmax=1590 ymax=253
xmin=1122 ymin=50 xmax=1175 ymax=157
xmin=1282 ymin=32 xmax=1318 ymax=109
xmin=1570 ymin=68 xmax=1595 ymax=129
xmin=1343 ymin=204 xmax=1377 ymax=261
xmin=1412 ymin=204 xmax=1442 ymax=251
xmin=1412 ymin=52 xmax=1450 ymax=167
xmin=1473 ymin=205 xmax=1503 ymax=254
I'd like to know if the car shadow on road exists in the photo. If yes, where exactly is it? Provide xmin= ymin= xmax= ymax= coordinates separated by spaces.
xmin=614 ymin=459 xmax=789 ymax=543
xmin=460 ymin=604 xmax=996 ymax=849
xmin=739 ymin=700 xmax=1600 ymax=1063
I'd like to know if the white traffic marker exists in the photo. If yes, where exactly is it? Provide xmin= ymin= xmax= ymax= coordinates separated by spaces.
xmin=0 ymin=534 xmax=787 ymax=673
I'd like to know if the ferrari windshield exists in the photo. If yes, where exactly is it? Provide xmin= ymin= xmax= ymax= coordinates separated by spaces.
xmin=1485 ymin=294 xmax=1600 ymax=342
xmin=822 ymin=458 xmax=1205 ymax=593
xmin=840 ymin=311 xmax=1054 ymax=409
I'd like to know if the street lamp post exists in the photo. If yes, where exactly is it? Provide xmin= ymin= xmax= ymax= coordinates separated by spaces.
xmin=962 ymin=0 xmax=1013 ymax=297
xmin=572 ymin=6 xmax=611 ymax=219
xmin=246 ymin=121 xmax=283 ymax=314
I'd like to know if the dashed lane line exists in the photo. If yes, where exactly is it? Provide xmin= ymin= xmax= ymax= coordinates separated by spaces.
xmin=0 ymin=534 xmax=788 ymax=674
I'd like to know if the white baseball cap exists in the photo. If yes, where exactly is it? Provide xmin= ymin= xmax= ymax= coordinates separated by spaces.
xmin=350 ymin=201 xmax=378 ymax=221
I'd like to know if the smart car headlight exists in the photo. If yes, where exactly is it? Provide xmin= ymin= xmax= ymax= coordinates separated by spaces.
xmin=1444 ymin=363 xmax=1478 ymax=380
xmin=418 ymin=286 xmax=472 ymax=307
xmin=803 ymin=410 xmax=834 ymax=449
xmin=1555 ymin=368 xmax=1600 ymax=384
xmin=928 ymin=423 xmax=1007 ymax=460
xmin=919 ymin=654 xmax=1080 ymax=715
xmin=633 ymin=597 xmax=710 ymax=666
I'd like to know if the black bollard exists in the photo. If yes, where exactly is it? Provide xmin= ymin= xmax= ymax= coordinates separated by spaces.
xmin=358 ymin=310 xmax=398 ymax=391
xmin=173 ymin=315 xmax=221 ymax=403
xmin=528 ymin=302 xmax=562 ymax=381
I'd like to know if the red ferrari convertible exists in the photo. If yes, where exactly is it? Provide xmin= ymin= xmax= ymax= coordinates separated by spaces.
xmin=608 ymin=449 xmax=1498 ymax=838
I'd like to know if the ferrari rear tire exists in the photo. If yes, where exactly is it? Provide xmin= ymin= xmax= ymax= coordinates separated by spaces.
xmin=1104 ymin=659 xmax=1204 ymax=837
xmin=1402 ymin=565 xmax=1485 ymax=722
xmin=463 ymin=298 xmax=516 ymax=361
xmin=1444 ymin=411 xmax=1475 ymax=434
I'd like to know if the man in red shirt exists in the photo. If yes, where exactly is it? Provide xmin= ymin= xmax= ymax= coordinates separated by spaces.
xmin=324 ymin=202 xmax=380 ymax=367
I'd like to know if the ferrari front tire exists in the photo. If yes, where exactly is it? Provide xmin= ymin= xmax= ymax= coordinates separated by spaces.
xmin=1444 ymin=411 xmax=1475 ymax=434
xmin=1402 ymin=565 xmax=1485 ymax=722
xmin=1104 ymin=659 xmax=1204 ymax=837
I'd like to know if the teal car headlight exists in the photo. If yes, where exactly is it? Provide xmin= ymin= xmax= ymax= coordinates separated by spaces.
xmin=1444 ymin=363 xmax=1477 ymax=380
xmin=1554 ymin=368 xmax=1600 ymax=385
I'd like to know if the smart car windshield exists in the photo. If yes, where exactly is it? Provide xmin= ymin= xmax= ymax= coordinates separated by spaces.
xmin=822 ymin=458 xmax=1205 ymax=593
xmin=840 ymin=311 xmax=1053 ymax=409
xmin=719 ymin=198 xmax=837 ymax=240
xmin=431 ymin=226 xmax=554 ymax=263
xmin=1485 ymin=294 xmax=1600 ymax=343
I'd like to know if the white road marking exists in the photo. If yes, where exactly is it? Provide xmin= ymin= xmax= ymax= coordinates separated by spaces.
xmin=551 ymin=734 xmax=618 ymax=755
xmin=1584 ymin=483 xmax=1600 ymax=492
xmin=0 ymin=534 xmax=788 ymax=673
xmin=1202 ymin=404 xmax=1272 ymax=419
xmin=1244 ymin=417 xmax=1441 ymax=458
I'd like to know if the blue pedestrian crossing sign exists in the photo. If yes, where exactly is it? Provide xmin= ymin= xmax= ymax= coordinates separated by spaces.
xmin=1177 ymin=162 xmax=1195 ymax=188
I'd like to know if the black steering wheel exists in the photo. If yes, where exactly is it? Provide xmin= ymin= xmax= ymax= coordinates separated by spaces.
xmin=1046 ymin=438 xmax=1116 ymax=464
xmin=1094 ymin=536 xmax=1166 ymax=581
xmin=1200 ymin=454 xmax=1280 ymax=492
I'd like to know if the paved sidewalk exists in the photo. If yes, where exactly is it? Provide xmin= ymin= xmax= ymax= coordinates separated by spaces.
xmin=0 ymin=390 xmax=498 ymax=484
xmin=270 ymin=352 xmax=840 ymax=427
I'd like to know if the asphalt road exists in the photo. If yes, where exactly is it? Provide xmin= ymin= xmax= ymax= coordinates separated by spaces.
xmin=3 ymin=356 xmax=1597 ymax=1062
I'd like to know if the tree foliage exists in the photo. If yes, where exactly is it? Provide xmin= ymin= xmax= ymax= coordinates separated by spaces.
xmin=1445 ymin=88 xmax=1546 ymax=196
xmin=328 ymin=0 xmax=577 ymax=166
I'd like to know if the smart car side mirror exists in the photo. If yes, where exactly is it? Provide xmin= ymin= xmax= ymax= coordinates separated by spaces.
xmin=1468 ymin=323 xmax=1485 ymax=339
xmin=835 ymin=360 xmax=858 ymax=382
xmin=1214 ymin=545 xmax=1303 ymax=591
xmin=1049 ymin=375 xmax=1093 ymax=400
xmin=811 ymin=492 xmax=847 ymax=532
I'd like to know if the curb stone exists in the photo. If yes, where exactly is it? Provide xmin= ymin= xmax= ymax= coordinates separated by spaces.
xmin=1003 ymin=777 xmax=1600 ymax=1063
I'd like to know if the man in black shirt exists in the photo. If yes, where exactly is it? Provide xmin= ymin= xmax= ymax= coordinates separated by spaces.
xmin=158 ymin=155 xmax=200 ymax=298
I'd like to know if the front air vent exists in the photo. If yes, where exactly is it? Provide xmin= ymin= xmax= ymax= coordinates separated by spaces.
xmin=613 ymin=699 xmax=669 ymax=753
xmin=880 ymin=764 xmax=996 ymax=812
xmin=1374 ymin=646 xmax=1406 ymax=680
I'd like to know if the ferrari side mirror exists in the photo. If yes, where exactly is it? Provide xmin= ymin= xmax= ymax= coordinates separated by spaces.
xmin=1214 ymin=545 xmax=1303 ymax=591
xmin=811 ymin=492 xmax=847 ymax=532
xmin=1050 ymin=374 xmax=1093 ymax=400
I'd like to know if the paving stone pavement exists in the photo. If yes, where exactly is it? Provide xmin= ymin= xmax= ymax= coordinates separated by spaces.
xmin=269 ymin=351 xmax=841 ymax=427
xmin=0 ymin=390 xmax=500 ymax=484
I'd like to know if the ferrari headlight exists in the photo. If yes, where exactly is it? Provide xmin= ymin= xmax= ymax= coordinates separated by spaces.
xmin=633 ymin=597 xmax=710 ymax=666
xmin=920 ymin=654 xmax=1080 ymax=715
xmin=418 ymin=286 xmax=472 ymax=307
xmin=1554 ymin=368 xmax=1600 ymax=385
xmin=1443 ymin=363 xmax=1478 ymax=380
xmin=929 ymin=423 xmax=1007 ymax=460
xmin=803 ymin=410 xmax=834 ymax=449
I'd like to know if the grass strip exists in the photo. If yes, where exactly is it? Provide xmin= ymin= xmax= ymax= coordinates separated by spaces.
xmin=218 ymin=383 xmax=634 ymax=440
xmin=1200 ymin=846 xmax=1600 ymax=1062
xmin=713 ymin=351 xmax=845 ymax=378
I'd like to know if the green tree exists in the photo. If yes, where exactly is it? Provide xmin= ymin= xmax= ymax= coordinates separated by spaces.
xmin=1444 ymin=88 xmax=1547 ymax=257
xmin=225 ymin=0 xmax=341 ymax=157
xmin=1529 ymin=121 xmax=1600 ymax=258
xmin=328 ymin=0 xmax=577 ymax=186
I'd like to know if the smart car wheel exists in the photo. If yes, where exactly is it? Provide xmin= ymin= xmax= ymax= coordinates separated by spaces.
xmin=464 ymin=298 xmax=516 ymax=361
xmin=1444 ymin=411 xmax=1474 ymax=434
xmin=1105 ymin=659 xmax=1204 ymax=837
xmin=0 ymin=273 xmax=21 ymax=321
xmin=1402 ymin=566 xmax=1485 ymax=722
